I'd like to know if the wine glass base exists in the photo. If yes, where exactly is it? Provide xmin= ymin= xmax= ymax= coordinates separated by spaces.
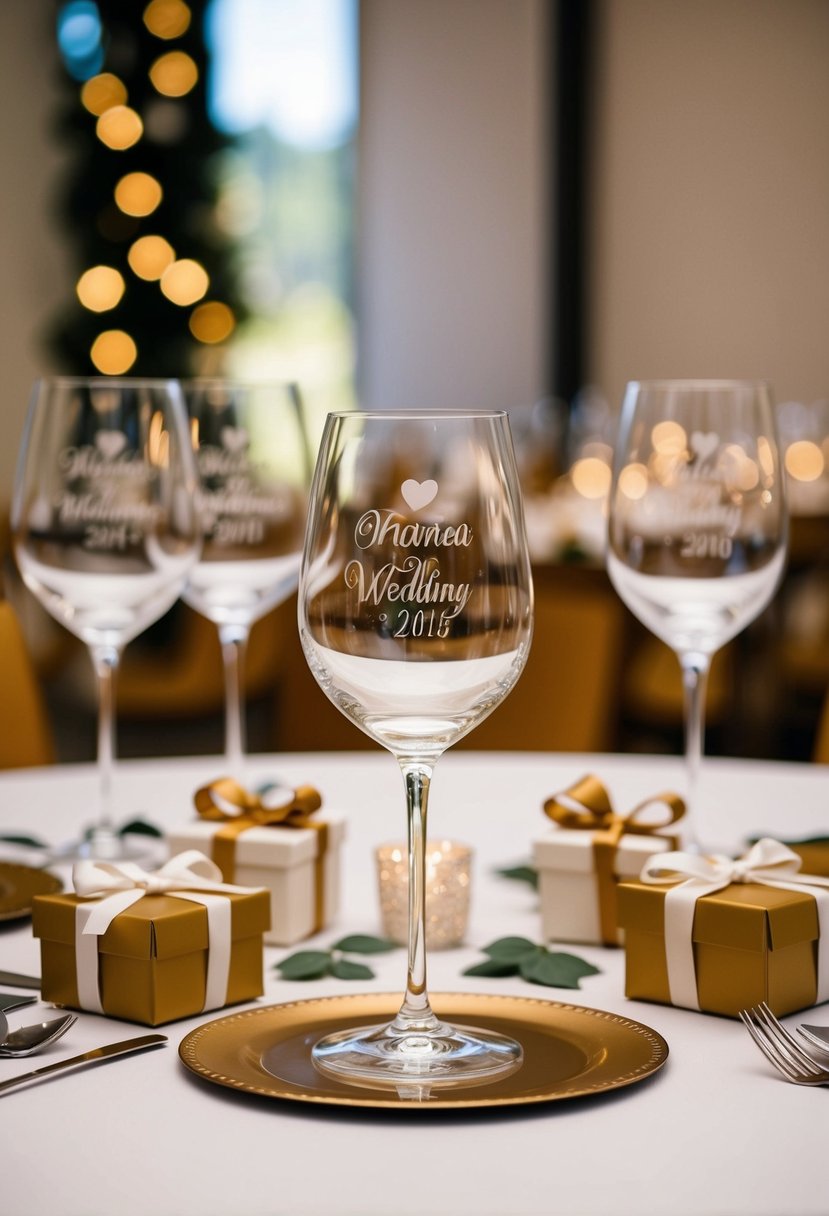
xmin=311 ymin=1017 xmax=523 ymax=1093
xmin=50 ymin=829 xmax=158 ymax=865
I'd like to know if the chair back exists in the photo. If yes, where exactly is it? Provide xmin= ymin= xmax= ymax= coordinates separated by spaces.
xmin=0 ymin=599 xmax=55 ymax=768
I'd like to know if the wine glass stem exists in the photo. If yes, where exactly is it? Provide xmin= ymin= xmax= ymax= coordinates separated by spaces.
xmin=392 ymin=760 xmax=440 ymax=1035
xmin=680 ymin=652 xmax=710 ymax=850
xmin=219 ymin=624 xmax=249 ymax=779
xmin=90 ymin=644 xmax=122 ymax=835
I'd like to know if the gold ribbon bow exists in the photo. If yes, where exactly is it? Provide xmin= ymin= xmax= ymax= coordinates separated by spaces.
xmin=543 ymin=775 xmax=686 ymax=946
xmin=194 ymin=779 xmax=327 ymax=933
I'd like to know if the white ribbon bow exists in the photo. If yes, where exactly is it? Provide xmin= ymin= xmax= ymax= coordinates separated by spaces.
xmin=639 ymin=837 xmax=829 ymax=1010
xmin=72 ymin=851 xmax=259 ymax=1015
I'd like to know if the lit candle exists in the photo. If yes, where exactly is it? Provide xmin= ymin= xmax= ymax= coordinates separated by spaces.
xmin=375 ymin=840 xmax=472 ymax=950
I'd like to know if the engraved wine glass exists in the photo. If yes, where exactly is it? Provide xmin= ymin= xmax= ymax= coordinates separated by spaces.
xmin=299 ymin=409 xmax=533 ymax=1090
xmin=607 ymin=380 xmax=788 ymax=849
xmin=12 ymin=377 xmax=201 ymax=858
xmin=182 ymin=381 xmax=312 ymax=779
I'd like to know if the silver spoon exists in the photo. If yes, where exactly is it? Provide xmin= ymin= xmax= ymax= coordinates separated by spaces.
xmin=0 ymin=1010 xmax=78 ymax=1057
xmin=798 ymin=1023 xmax=829 ymax=1058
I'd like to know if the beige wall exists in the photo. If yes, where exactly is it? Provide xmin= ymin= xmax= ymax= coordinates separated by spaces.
xmin=358 ymin=0 xmax=550 ymax=411
xmin=0 ymin=3 xmax=68 ymax=505
xmin=590 ymin=0 xmax=829 ymax=413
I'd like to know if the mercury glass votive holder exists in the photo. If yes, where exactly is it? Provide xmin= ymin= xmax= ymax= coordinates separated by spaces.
xmin=375 ymin=839 xmax=472 ymax=950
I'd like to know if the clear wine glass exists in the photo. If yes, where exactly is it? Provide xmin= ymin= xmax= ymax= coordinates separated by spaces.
xmin=606 ymin=380 xmax=788 ymax=849
xmin=12 ymin=377 xmax=201 ymax=858
xmin=181 ymin=381 xmax=312 ymax=778
xmin=299 ymin=409 xmax=533 ymax=1091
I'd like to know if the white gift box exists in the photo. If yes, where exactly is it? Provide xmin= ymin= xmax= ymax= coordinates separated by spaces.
xmin=166 ymin=814 xmax=346 ymax=946
xmin=532 ymin=828 xmax=675 ymax=946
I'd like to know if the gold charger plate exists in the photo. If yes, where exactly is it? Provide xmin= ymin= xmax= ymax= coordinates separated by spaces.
xmin=0 ymin=862 xmax=62 ymax=922
xmin=179 ymin=992 xmax=669 ymax=1110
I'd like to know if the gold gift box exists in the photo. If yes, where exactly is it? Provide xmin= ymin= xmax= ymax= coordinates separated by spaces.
xmin=617 ymin=879 xmax=820 ymax=1018
xmin=789 ymin=842 xmax=829 ymax=878
xmin=32 ymin=888 xmax=270 ymax=1026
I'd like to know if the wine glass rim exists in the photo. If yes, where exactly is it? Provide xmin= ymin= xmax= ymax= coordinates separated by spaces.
xmin=35 ymin=375 xmax=182 ymax=390
xmin=179 ymin=377 xmax=300 ymax=389
xmin=627 ymin=378 xmax=771 ymax=392
xmin=326 ymin=408 xmax=509 ymax=420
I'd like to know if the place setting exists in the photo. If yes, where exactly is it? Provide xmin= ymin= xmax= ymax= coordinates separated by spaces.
xmin=6 ymin=385 xmax=829 ymax=1127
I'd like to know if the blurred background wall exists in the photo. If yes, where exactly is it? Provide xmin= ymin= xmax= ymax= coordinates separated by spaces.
xmin=591 ymin=0 xmax=829 ymax=411
xmin=1 ymin=1 xmax=828 ymax=498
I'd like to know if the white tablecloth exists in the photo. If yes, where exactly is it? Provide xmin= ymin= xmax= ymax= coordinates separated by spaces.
xmin=1 ymin=750 xmax=828 ymax=1216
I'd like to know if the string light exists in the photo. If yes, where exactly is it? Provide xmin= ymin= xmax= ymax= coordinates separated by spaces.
xmin=651 ymin=420 xmax=687 ymax=456
xmin=189 ymin=301 xmax=235 ymax=344
xmin=76 ymin=265 xmax=125 ymax=312
xmin=90 ymin=330 xmax=137 ymax=374
xmin=96 ymin=105 xmax=143 ymax=150
xmin=114 ymin=172 xmax=163 ymax=216
xmin=160 ymin=258 xmax=209 ymax=305
xmin=149 ymin=51 xmax=198 ymax=98
xmin=618 ymin=463 xmax=649 ymax=500
xmin=143 ymin=0 xmax=191 ymax=39
xmin=571 ymin=457 xmax=612 ymax=500
xmin=128 ymin=234 xmax=176 ymax=280
xmin=786 ymin=440 xmax=824 ymax=482
xmin=81 ymin=72 xmax=127 ymax=115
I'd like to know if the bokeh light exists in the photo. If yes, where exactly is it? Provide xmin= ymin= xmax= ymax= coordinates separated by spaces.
xmin=786 ymin=439 xmax=825 ymax=482
xmin=651 ymin=420 xmax=687 ymax=456
xmin=189 ymin=300 xmax=235 ymax=343
xmin=144 ymin=0 xmax=192 ymax=39
xmin=160 ymin=258 xmax=209 ymax=305
xmin=149 ymin=51 xmax=199 ymax=97
xmin=96 ymin=105 xmax=143 ymax=150
xmin=57 ymin=0 xmax=103 ymax=80
xmin=618 ymin=463 xmax=649 ymax=500
xmin=757 ymin=436 xmax=775 ymax=480
xmin=115 ymin=172 xmax=163 ymax=216
xmin=723 ymin=444 xmax=760 ymax=492
xmin=90 ymin=330 xmax=137 ymax=374
xmin=81 ymin=72 xmax=127 ymax=115
xmin=571 ymin=457 xmax=612 ymax=500
xmin=76 ymin=265 xmax=125 ymax=312
xmin=128 ymin=235 xmax=176 ymax=280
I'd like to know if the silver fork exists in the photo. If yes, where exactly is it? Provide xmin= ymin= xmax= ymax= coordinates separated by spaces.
xmin=739 ymin=1003 xmax=829 ymax=1086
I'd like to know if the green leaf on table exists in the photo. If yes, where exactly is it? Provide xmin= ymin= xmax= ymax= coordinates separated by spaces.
xmin=0 ymin=833 xmax=48 ymax=848
xmin=118 ymin=819 xmax=163 ymax=838
xmin=332 ymin=934 xmax=398 ymax=954
xmin=330 ymin=958 xmax=375 ymax=981
xmin=274 ymin=935 xmax=402 ymax=982
xmin=496 ymin=864 xmax=538 ymax=889
xmin=519 ymin=950 xmax=601 ymax=989
xmin=482 ymin=936 xmax=540 ymax=962
xmin=463 ymin=958 xmax=520 ymax=978
xmin=276 ymin=950 xmax=332 ymax=980
xmin=464 ymin=938 xmax=600 ymax=989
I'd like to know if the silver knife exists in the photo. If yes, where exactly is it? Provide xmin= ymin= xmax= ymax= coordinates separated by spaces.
xmin=0 ymin=1033 xmax=167 ymax=1095
xmin=0 ymin=970 xmax=40 ymax=990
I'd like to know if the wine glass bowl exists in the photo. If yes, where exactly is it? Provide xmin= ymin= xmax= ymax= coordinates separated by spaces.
xmin=607 ymin=380 xmax=787 ymax=848
xmin=299 ymin=409 xmax=533 ymax=1090
xmin=182 ymin=381 xmax=312 ymax=777
xmin=12 ymin=377 xmax=200 ymax=857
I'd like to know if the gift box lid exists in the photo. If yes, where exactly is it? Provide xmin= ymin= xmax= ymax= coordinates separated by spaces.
xmin=32 ymin=888 xmax=270 ymax=961
xmin=617 ymin=879 xmax=819 ymax=951
xmin=533 ymin=829 xmax=674 ymax=877
xmin=166 ymin=813 xmax=346 ymax=867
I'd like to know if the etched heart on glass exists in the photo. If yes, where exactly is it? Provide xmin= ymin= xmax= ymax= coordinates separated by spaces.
xmin=95 ymin=430 xmax=127 ymax=459
xmin=690 ymin=431 xmax=719 ymax=464
xmin=401 ymin=478 xmax=438 ymax=511
xmin=221 ymin=426 xmax=249 ymax=452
